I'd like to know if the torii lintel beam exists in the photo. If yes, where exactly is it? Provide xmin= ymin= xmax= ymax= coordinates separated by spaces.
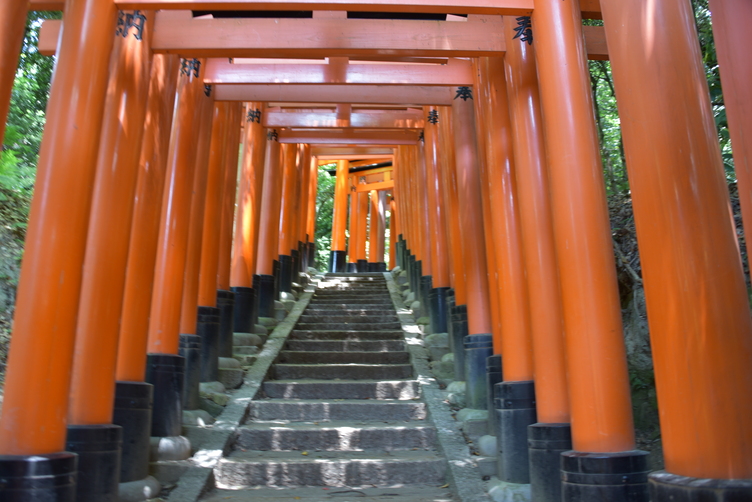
xmin=27 ymin=0 xmax=603 ymax=18
xmin=277 ymin=130 xmax=419 ymax=144
xmin=37 ymin=16 xmax=607 ymax=60
xmin=215 ymin=84 xmax=454 ymax=105
xmin=264 ymin=110 xmax=424 ymax=128
xmin=314 ymin=147 xmax=393 ymax=157
xmin=356 ymin=180 xmax=394 ymax=192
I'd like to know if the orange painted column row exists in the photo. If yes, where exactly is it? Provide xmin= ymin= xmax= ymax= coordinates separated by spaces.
xmin=503 ymin=21 xmax=569 ymax=425
xmin=534 ymin=0 xmax=635 ymax=458
xmin=117 ymin=55 xmax=180 ymax=382
xmin=230 ymin=103 xmax=266 ymax=289
xmin=348 ymin=177 xmax=359 ymax=267
xmin=217 ymin=104 xmax=243 ymax=293
xmin=389 ymin=198 xmax=397 ymax=269
xmin=305 ymin=156 xmax=318 ymax=264
xmin=296 ymin=144 xmax=312 ymax=270
xmin=451 ymin=88 xmax=492 ymax=336
xmin=255 ymin=131 xmax=283 ymax=277
xmin=279 ymin=143 xmax=301 ymax=257
xmin=356 ymin=182 xmax=369 ymax=265
xmin=0 ymin=0 xmax=27 ymax=145
xmin=0 ymin=0 xmax=119 ymax=455
xmin=709 ymin=0 xmax=752 ymax=267
xmin=423 ymin=106 xmax=450 ymax=289
xmin=68 ymin=12 xmax=155 ymax=426
xmin=147 ymin=58 xmax=208 ymax=355
xmin=330 ymin=159 xmax=349 ymax=272
xmin=602 ymin=0 xmax=752 ymax=481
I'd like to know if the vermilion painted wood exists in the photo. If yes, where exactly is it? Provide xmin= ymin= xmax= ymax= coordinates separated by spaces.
xmin=217 ymin=104 xmax=243 ymax=291
xmin=503 ymin=19 xmax=569 ymax=424
xmin=423 ymin=106 xmax=450 ymax=288
xmin=389 ymin=198 xmax=397 ymax=268
xmin=198 ymin=103 xmax=231 ymax=307
xmin=0 ymin=0 xmax=118 ymax=455
xmin=69 ymin=18 xmax=154 ymax=425
xmin=0 ymin=0 xmax=27 ymax=147
xmin=415 ymin=141 xmax=433 ymax=275
xmin=255 ymin=134 xmax=283 ymax=276
xmin=331 ymin=159 xmax=349 ymax=252
xmin=603 ymin=0 xmax=752 ymax=479
xmin=277 ymin=129 xmax=420 ymax=145
xmin=178 ymin=84 xmax=215 ymax=335
xmin=314 ymin=147 xmax=396 ymax=157
xmin=452 ymin=88 xmax=492 ymax=335
xmin=534 ymin=0 xmax=634 ymax=453
xmin=297 ymin=144 xmax=312 ymax=244
xmin=305 ymin=154 xmax=319 ymax=245
xmin=278 ymin=142 xmax=301 ymax=255
xmin=214 ymin=84 xmax=455 ymax=105
xmin=147 ymin=59 xmax=207 ymax=354
xmin=117 ymin=55 xmax=180 ymax=383
xmin=354 ymin=180 xmax=394 ymax=192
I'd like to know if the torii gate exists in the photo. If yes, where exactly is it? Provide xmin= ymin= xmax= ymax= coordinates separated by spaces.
xmin=0 ymin=1 xmax=750 ymax=502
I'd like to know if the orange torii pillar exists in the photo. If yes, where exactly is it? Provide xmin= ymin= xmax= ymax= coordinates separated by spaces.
xmin=215 ymin=103 xmax=243 ymax=359
xmin=477 ymin=55 xmax=539 ymax=485
xmin=329 ymin=159 xmax=349 ymax=272
xmin=389 ymin=198 xmax=397 ymax=270
xmin=0 ymin=0 xmax=118 ymax=498
xmin=347 ymin=176 xmax=360 ymax=272
xmin=146 ymin=57 xmax=207 ymax=439
xmin=296 ymin=144 xmax=312 ymax=275
xmin=66 ymin=18 xmax=154 ymax=501
xmin=355 ymin=179 xmax=370 ymax=272
xmin=116 ymin=54 xmax=180 ymax=490
xmin=602 ymin=1 xmax=752 ymax=498
xmin=230 ymin=103 xmax=266 ymax=333
xmin=415 ymin=142 xmax=433 ymax=318
xmin=534 ymin=1 xmax=646 ymax=498
xmin=305 ymin=156 xmax=319 ymax=268
xmin=423 ymin=106 xmax=451 ymax=335
xmin=438 ymin=105 xmax=470 ymax=383
xmin=367 ymin=189 xmax=387 ymax=271
xmin=709 ymin=0 xmax=752 ymax=268
xmin=278 ymin=143 xmax=302 ymax=295
xmin=452 ymin=86 xmax=494 ymax=409
xmin=0 ymin=1 xmax=26 ymax=144
xmin=254 ymin=131 xmax=283 ymax=319
xmin=503 ymin=18 xmax=570 ymax=501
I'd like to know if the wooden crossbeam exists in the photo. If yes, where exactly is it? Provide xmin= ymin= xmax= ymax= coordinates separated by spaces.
xmin=355 ymin=180 xmax=394 ymax=192
xmin=314 ymin=147 xmax=394 ymax=157
xmin=38 ymin=17 xmax=608 ymax=59
xmin=264 ymin=109 xmax=424 ymax=128
xmin=214 ymin=84 xmax=454 ymax=104
xmin=204 ymin=58 xmax=474 ymax=86
xmin=277 ymin=129 xmax=420 ymax=144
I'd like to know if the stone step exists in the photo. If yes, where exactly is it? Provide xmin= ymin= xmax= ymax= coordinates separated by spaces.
xmin=273 ymin=363 xmax=413 ymax=380
xmin=249 ymin=398 xmax=426 ymax=421
xmin=262 ymin=379 xmax=420 ymax=400
xmin=309 ymin=298 xmax=393 ymax=305
xmin=214 ymin=450 xmax=446 ymax=489
xmin=277 ymin=351 xmax=410 ymax=365
xmin=235 ymin=421 xmax=437 ymax=452
xmin=201 ymin=484 xmax=453 ymax=501
xmin=305 ymin=304 xmax=397 ymax=311
xmin=294 ymin=322 xmax=402 ymax=331
xmin=314 ymin=289 xmax=389 ymax=295
xmin=298 ymin=314 xmax=399 ymax=324
xmin=290 ymin=330 xmax=404 ymax=341
xmin=324 ymin=273 xmax=385 ymax=279
xmin=302 ymin=308 xmax=397 ymax=315
xmin=284 ymin=339 xmax=407 ymax=352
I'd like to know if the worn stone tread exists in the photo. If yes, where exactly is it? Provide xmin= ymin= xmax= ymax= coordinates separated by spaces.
xmin=262 ymin=379 xmax=420 ymax=399
xmin=277 ymin=350 xmax=410 ymax=364
xmin=201 ymin=484 xmax=453 ymax=501
xmin=272 ymin=363 xmax=413 ymax=380
xmin=249 ymin=398 xmax=426 ymax=421
xmin=284 ymin=340 xmax=407 ymax=352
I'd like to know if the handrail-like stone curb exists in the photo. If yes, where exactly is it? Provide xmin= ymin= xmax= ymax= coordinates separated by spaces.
xmin=384 ymin=272 xmax=492 ymax=502
xmin=165 ymin=284 xmax=317 ymax=502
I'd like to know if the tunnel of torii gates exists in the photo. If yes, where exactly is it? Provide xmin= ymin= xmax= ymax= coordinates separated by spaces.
xmin=0 ymin=0 xmax=750 ymax=501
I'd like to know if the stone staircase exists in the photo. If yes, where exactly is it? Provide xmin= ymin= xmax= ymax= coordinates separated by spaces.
xmin=201 ymin=273 xmax=452 ymax=501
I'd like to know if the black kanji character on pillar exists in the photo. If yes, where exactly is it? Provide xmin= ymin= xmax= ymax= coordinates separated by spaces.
xmin=427 ymin=110 xmax=439 ymax=124
xmin=115 ymin=10 xmax=147 ymax=40
xmin=247 ymin=108 xmax=262 ymax=123
xmin=513 ymin=16 xmax=533 ymax=45
xmin=454 ymin=86 xmax=473 ymax=101
xmin=180 ymin=59 xmax=201 ymax=78
xmin=204 ymin=85 xmax=212 ymax=97
xmin=267 ymin=129 xmax=279 ymax=141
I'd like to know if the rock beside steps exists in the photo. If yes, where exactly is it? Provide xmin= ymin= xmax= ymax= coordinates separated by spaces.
xmin=201 ymin=273 xmax=449 ymax=501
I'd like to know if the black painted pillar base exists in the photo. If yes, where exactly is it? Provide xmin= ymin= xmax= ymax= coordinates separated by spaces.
xmin=0 ymin=452 xmax=77 ymax=501
xmin=649 ymin=471 xmax=752 ymax=501
xmin=112 ymin=381 xmax=153 ymax=483
xmin=528 ymin=423 xmax=572 ymax=502
xmin=178 ymin=334 xmax=201 ymax=410
xmin=463 ymin=333 xmax=493 ymax=409
xmin=451 ymin=304 xmax=468 ymax=381
xmin=216 ymin=290 xmax=235 ymax=358
xmin=346 ymin=262 xmax=358 ymax=273
xmin=197 ymin=306 xmax=220 ymax=382
xmin=278 ymin=254 xmax=293 ymax=293
xmin=429 ymin=287 xmax=450 ymax=334
xmin=298 ymin=242 xmax=307 ymax=272
xmin=272 ymin=259 xmax=281 ymax=299
xmin=145 ymin=353 xmax=184 ymax=437
xmin=65 ymin=424 xmax=122 ymax=502
xmin=375 ymin=262 xmax=387 ymax=272
xmin=329 ymin=250 xmax=347 ymax=273
xmin=254 ymin=274 xmax=276 ymax=319
xmin=307 ymin=242 xmax=315 ymax=269
xmin=407 ymin=254 xmax=416 ymax=290
xmin=396 ymin=236 xmax=404 ymax=268
xmin=230 ymin=286 xmax=254 ymax=333
xmin=486 ymin=355 xmax=503 ymax=434
xmin=419 ymin=275 xmax=432 ymax=319
xmin=562 ymin=450 xmax=650 ymax=502
xmin=495 ymin=380 xmax=537 ymax=484
xmin=291 ymin=248 xmax=300 ymax=278
xmin=357 ymin=259 xmax=368 ymax=273
xmin=367 ymin=262 xmax=378 ymax=272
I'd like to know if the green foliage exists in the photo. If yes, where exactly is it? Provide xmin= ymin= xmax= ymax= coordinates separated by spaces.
xmin=313 ymin=164 xmax=337 ymax=270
